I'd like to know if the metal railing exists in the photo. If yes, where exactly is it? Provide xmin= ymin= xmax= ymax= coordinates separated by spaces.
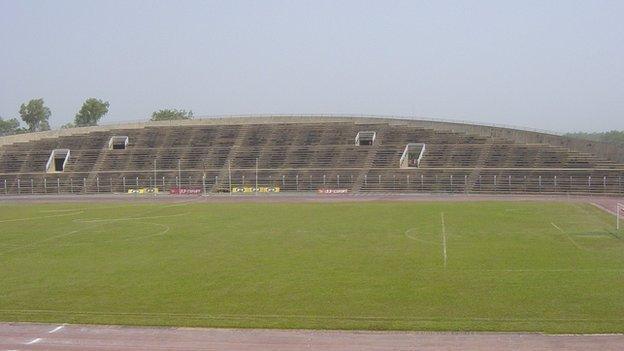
xmin=1 ymin=170 xmax=622 ymax=196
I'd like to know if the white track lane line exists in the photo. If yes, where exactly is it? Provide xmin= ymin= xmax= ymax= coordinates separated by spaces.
xmin=48 ymin=324 xmax=65 ymax=333
xmin=25 ymin=337 xmax=41 ymax=344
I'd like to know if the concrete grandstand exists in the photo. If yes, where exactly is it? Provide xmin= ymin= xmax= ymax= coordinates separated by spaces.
xmin=0 ymin=115 xmax=622 ymax=195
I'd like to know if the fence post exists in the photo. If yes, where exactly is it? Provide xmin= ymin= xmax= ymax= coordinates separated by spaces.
xmin=450 ymin=174 xmax=453 ymax=192
xmin=296 ymin=174 xmax=299 ymax=191
xmin=337 ymin=174 xmax=340 ymax=188
xmin=83 ymin=178 xmax=86 ymax=193
xmin=96 ymin=177 xmax=100 ymax=193
xmin=323 ymin=174 xmax=326 ymax=186
xmin=603 ymin=176 xmax=607 ymax=192
xmin=162 ymin=176 xmax=165 ymax=189
xmin=202 ymin=175 xmax=206 ymax=195
xmin=588 ymin=176 xmax=591 ymax=192
xmin=553 ymin=176 xmax=557 ymax=190
xmin=364 ymin=174 xmax=367 ymax=185
xmin=31 ymin=179 xmax=34 ymax=194
xmin=17 ymin=178 xmax=21 ymax=195
xmin=136 ymin=177 xmax=139 ymax=188
xmin=421 ymin=174 xmax=424 ymax=191
xmin=4 ymin=179 xmax=6 ymax=195
xmin=523 ymin=176 xmax=527 ymax=192
xmin=538 ymin=176 xmax=542 ymax=192
xmin=57 ymin=178 xmax=60 ymax=194
xmin=282 ymin=175 xmax=285 ymax=187
xmin=44 ymin=178 xmax=47 ymax=194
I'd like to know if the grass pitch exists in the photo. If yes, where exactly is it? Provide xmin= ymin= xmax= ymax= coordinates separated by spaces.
xmin=0 ymin=200 xmax=623 ymax=333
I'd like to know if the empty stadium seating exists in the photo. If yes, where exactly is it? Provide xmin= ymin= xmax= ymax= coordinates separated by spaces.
xmin=0 ymin=117 xmax=622 ymax=195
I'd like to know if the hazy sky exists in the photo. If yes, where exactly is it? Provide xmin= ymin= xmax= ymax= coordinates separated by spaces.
xmin=1 ymin=0 xmax=622 ymax=132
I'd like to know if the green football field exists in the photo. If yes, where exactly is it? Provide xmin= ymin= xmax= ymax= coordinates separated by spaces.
xmin=0 ymin=200 xmax=623 ymax=333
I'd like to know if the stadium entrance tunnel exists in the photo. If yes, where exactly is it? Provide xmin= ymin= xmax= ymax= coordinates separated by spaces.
xmin=400 ymin=143 xmax=426 ymax=168
xmin=109 ymin=136 xmax=129 ymax=150
xmin=355 ymin=131 xmax=376 ymax=146
xmin=46 ymin=149 xmax=70 ymax=173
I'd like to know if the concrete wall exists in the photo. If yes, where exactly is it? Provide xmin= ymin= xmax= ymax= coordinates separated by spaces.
xmin=1 ymin=115 xmax=622 ymax=164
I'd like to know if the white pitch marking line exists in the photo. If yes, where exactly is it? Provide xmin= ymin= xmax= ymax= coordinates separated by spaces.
xmin=440 ymin=212 xmax=447 ymax=268
xmin=551 ymin=222 xmax=589 ymax=252
xmin=25 ymin=338 xmax=41 ymax=344
xmin=551 ymin=222 xmax=563 ymax=232
xmin=48 ymin=324 xmax=65 ymax=333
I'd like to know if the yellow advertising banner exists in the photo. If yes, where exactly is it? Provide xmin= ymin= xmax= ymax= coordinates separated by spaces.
xmin=127 ymin=188 xmax=159 ymax=194
xmin=232 ymin=187 xmax=280 ymax=193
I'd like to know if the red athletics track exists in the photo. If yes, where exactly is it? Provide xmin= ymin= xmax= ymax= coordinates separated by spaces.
xmin=1 ymin=322 xmax=624 ymax=351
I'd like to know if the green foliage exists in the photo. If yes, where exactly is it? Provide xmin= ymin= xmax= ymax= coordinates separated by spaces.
xmin=565 ymin=130 xmax=624 ymax=144
xmin=75 ymin=98 xmax=110 ymax=127
xmin=0 ymin=201 xmax=622 ymax=333
xmin=0 ymin=117 xmax=22 ymax=136
xmin=19 ymin=98 xmax=51 ymax=132
xmin=151 ymin=109 xmax=194 ymax=121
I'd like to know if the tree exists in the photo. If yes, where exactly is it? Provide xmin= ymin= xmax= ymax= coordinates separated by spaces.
xmin=565 ymin=130 xmax=624 ymax=145
xmin=19 ymin=98 xmax=51 ymax=132
xmin=75 ymin=98 xmax=110 ymax=127
xmin=0 ymin=117 xmax=22 ymax=136
xmin=151 ymin=109 xmax=193 ymax=121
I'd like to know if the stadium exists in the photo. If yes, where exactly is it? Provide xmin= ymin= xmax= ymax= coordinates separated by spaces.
xmin=1 ymin=115 xmax=624 ymax=349
xmin=1 ymin=115 xmax=624 ymax=195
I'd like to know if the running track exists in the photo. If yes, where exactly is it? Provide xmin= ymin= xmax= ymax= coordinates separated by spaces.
xmin=1 ymin=322 xmax=624 ymax=351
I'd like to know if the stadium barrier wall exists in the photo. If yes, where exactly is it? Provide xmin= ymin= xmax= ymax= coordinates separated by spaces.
xmin=0 ymin=170 xmax=623 ymax=196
